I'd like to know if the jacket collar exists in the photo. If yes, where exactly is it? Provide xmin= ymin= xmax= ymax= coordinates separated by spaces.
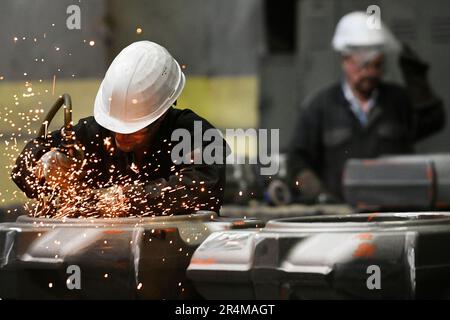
xmin=337 ymin=81 xmax=386 ymax=129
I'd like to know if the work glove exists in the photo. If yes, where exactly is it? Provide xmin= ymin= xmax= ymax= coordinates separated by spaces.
xmin=399 ymin=43 xmax=434 ymax=105
xmin=294 ymin=169 xmax=340 ymax=204
xmin=399 ymin=42 xmax=446 ymax=141
xmin=96 ymin=179 xmax=169 ymax=216
xmin=122 ymin=179 xmax=169 ymax=214
xmin=34 ymin=149 xmax=82 ymax=190
xmin=95 ymin=185 xmax=131 ymax=217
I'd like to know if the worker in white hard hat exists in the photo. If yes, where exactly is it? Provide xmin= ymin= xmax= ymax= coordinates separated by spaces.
xmin=287 ymin=11 xmax=445 ymax=203
xmin=12 ymin=41 xmax=228 ymax=216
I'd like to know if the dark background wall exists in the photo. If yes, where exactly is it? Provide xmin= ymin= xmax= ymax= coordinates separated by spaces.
xmin=0 ymin=0 xmax=449 ymax=154
xmin=107 ymin=0 xmax=265 ymax=75
xmin=0 ymin=0 xmax=107 ymax=80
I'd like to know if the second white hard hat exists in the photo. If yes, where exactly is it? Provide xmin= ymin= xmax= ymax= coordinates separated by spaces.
xmin=332 ymin=11 xmax=400 ymax=54
xmin=94 ymin=41 xmax=185 ymax=134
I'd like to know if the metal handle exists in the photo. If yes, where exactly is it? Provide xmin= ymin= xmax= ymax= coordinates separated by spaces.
xmin=38 ymin=93 xmax=73 ymax=139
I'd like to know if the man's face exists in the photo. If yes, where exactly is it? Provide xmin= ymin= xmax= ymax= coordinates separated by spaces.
xmin=342 ymin=52 xmax=384 ymax=98
xmin=114 ymin=127 xmax=151 ymax=153
xmin=113 ymin=111 xmax=167 ymax=153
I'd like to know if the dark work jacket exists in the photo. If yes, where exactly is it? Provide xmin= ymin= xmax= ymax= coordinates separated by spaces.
xmin=287 ymin=82 xmax=427 ymax=200
xmin=11 ymin=107 xmax=227 ymax=215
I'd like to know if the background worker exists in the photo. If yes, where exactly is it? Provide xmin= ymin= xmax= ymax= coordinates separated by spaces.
xmin=12 ymin=41 xmax=227 ymax=216
xmin=288 ymin=11 xmax=446 ymax=203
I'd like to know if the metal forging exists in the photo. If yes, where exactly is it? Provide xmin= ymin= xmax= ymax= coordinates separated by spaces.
xmin=343 ymin=154 xmax=450 ymax=211
xmin=0 ymin=211 xmax=263 ymax=299
xmin=187 ymin=212 xmax=450 ymax=299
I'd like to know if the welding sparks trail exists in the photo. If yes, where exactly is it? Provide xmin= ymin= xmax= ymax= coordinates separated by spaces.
xmin=52 ymin=75 xmax=56 ymax=95
xmin=20 ymin=138 xmax=217 ymax=219
xmin=3 ymin=28 xmax=217 ymax=218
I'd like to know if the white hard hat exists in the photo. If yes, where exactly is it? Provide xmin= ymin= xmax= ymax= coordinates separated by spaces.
xmin=332 ymin=11 xmax=400 ymax=54
xmin=94 ymin=41 xmax=185 ymax=134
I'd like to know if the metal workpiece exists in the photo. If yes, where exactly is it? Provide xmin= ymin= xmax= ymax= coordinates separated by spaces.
xmin=187 ymin=212 xmax=450 ymax=299
xmin=220 ymin=204 xmax=353 ymax=222
xmin=0 ymin=212 xmax=263 ymax=299
xmin=343 ymin=154 xmax=450 ymax=211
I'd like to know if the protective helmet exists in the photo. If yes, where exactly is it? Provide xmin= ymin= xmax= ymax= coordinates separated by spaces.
xmin=332 ymin=11 xmax=400 ymax=54
xmin=94 ymin=41 xmax=185 ymax=134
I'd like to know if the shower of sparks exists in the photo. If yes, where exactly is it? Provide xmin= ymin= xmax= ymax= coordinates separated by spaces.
xmin=15 ymin=136 xmax=219 ymax=219
xmin=3 ymin=26 xmax=220 ymax=219
xmin=130 ymin=162 xmax=139 ymax=174
xmin=52 ymin=75 xmax=56 ymax=95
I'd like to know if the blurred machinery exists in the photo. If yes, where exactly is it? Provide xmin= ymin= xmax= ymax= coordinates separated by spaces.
xmin=0 ymin=212 xmax=262 ymax=299
xmin=343 ymin=154 xmax=450 ymax=211
xmin=188 ymin=212 xmax=450 ymax=299
xmin=223 ymin=154 xmax=293 ymax=206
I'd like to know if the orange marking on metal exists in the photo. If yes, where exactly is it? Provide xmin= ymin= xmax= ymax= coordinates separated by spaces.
xmin=362 ymin=159 xmax=379 ymax=166
xmin=103 ymin=230 xmax=124 ymax=235
xmin=426 ymin=164 xmax=434 ymax=181
xmin=190 ymin=258 xmax=216 ymax=265
xmin=356 ymin=233 xmax=373 ymax=241
xmin=353 ymin=243 xmax=376 ymax=258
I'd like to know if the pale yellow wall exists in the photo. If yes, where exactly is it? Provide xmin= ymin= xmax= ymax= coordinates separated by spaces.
xmin=0 ymin=76 xmax=258 ymax=205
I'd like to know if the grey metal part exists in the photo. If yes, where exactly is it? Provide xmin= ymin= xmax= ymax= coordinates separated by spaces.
xmin=343 ymin=157 xmax=434 ymax=209
xmin=384 ymin=154 xmax=450 ymax=207
xmin=343 ymin=154 xmax=450 ymax=210
xmin=0 ymin=211 xmax=262 ymax=299
xmin=187 ymin=212 xmax=450 ymax=299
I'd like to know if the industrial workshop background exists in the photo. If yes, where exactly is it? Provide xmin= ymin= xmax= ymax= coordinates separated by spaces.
xmin=0 ymin=0 xmax=449 ymax=208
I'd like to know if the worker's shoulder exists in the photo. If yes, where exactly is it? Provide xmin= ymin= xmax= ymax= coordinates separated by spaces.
xmin=378 ymin=81 xmax=409 ymax=99
xmin=167 ymin=107 xmax=217 ymax=131
xmin=302 ymin=82 xmax=343 ymax=111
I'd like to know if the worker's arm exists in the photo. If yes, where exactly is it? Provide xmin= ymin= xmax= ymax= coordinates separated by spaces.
xmin=11 ymin=118 xmax=96 ymax=198
xmin=413 ymin=99 xmax=446 ymax=142
xmin=124 ymin=120 xmax=227 ymax=215
xmin=287 ymin=100 xmax=331 ymax=203
xmin=399 ymin=43 xmax=446 ymax=141
xmin=126 ymin=162 xmax=225 ymax=215
xmin=11 ymin=131 xmax=63 ymax=199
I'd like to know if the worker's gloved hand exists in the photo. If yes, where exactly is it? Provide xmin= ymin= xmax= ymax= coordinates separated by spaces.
xmin=399 ymin=43 xmax=429 ymax=79
xmin=294 ymin=169 xmax=324 ymax=203
xmin=124 ymin=179 xmax=170 ymax=213
xmin=95 ymin=185 xmax=130 ymax=216
xmin=399 ymin=42 xmax=435 ymax=105
xmin=35 ymin=149 xmax=81 ymax=190
xmin=122 ymin=183 xmax=148 ymax=209
xmin=96 ymin=179 xmax=170 ymax=216
xmin=294 ymin=169 xmax=341 ymax=204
